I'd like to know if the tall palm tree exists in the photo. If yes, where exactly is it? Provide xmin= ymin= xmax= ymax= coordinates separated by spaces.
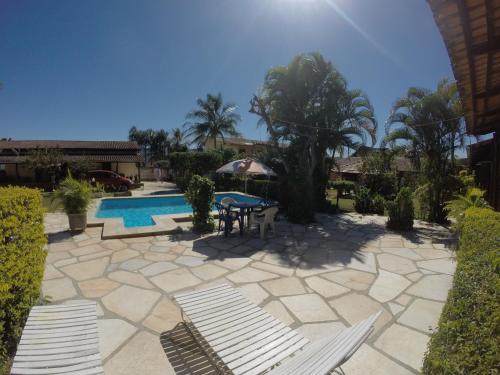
xmin=129 ymin=127 xmax=170 ymax=164
xmin=250 ymin=53 xmax=376 ymax=219
xmin=128 ymin=126 xmax=142 ymax=144
xmin=383 ymin=79 xmax=465 ymax=223
xmin=169 ymin=127 xmax=188 ymax=152
xmin=170 ymin=128 xmax=184 ymax=146
xmin=184 ymin=93 xmax=241 ymax=148
xmin=150 ymin=129 xmax=169 ymax=161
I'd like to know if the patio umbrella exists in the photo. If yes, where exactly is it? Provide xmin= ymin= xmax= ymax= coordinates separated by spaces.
xmin=216 ymin=158 xmax=277 ymax=193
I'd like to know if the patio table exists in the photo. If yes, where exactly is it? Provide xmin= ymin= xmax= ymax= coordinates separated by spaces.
xmin=228 ymin=202 xmax=263 ymax=235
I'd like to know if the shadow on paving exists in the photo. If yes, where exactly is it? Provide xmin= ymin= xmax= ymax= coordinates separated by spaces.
xmin=156 ymin=212 xmax=456 ymax=277
xmin=47 ymin=230 xmax=74 ymax=244
xmin=160 ymin=323 xmax=219 ymax=375
xmin=173 ymin=215 xmax=380 ymax=271
xmin=177 ymin=213 xmax=457 ymax=272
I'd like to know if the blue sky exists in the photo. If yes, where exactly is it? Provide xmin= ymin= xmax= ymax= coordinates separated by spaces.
xmin=0 ymin=0 xmax=455 ymax=147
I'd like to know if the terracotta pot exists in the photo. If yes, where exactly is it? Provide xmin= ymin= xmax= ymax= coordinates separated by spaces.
xmin=68 ymin=213 xmax=87 ymax=232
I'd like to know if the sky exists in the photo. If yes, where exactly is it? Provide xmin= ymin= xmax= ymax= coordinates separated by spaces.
xmin=0 ymin=0 xmax=458 ymax=148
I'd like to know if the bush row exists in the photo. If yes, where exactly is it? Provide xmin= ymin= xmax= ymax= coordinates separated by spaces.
xmin=169 ymin=151 xmax=222 ymax=178
xmin=0 ymin=187 xmax=47 ymax=369
xmin=214 ymin=175 xmax=280 ymax=202
xmin=353 ymin=186 xmax=385 ymax=215
xmin=422 ymin=207 xmax=500 ymax=374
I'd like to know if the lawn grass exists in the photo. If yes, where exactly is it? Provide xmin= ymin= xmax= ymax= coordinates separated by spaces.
xmin=326 ymin=188 xmax=355 ymax=212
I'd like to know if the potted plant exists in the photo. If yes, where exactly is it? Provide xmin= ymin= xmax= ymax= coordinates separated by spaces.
xmin=52 ymin=175 xmax=93 ymax=231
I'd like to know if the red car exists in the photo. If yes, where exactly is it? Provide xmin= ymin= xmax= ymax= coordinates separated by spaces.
xmin=87 ymin=170 xmax=133 ymax=191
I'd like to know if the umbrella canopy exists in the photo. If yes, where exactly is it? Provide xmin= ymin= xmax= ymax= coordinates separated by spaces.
xmin=216 ymin=159 xmax=277 ymax=176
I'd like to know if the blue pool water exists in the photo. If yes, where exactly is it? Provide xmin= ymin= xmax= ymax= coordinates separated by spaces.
xmin=96 ymin=193 xmax=262 ymax=228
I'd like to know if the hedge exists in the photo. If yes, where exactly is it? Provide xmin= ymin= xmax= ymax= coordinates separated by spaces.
xmin=0 ymin=187 xmax=47 ymax=369
xmin=213 ymin=175 xmax=281 ymax=203
xmin=169 ymin=151 xmax=221 ymax=177
xmin=422 ymin=207 xmax=500 ymax=374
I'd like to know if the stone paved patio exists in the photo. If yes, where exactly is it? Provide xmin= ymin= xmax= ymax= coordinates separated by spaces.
xmin=43 ymin=208 xmax=456 ymax=374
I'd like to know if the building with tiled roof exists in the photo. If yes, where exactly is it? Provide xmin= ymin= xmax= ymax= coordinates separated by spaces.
xmin=203 ymin=137 xmax=273 ymax=155
xmin=330 ymin=147 xmax=417 ymax=181
xmin=0 ymin=139 xmax=144 ymax=183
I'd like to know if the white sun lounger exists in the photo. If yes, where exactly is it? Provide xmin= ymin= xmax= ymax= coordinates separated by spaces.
xmin=174 ymin=284 xmax=381 ymax=375
xmin=10 ymin=301 xmax=103 ymax=375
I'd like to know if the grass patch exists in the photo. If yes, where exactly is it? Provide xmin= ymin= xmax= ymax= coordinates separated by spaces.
xmin=326 ymin=188 xmax=355 ymax=212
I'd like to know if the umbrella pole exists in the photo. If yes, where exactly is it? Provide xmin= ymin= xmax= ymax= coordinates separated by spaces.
xmin=244 ymin=176 xmax=248 ymax=194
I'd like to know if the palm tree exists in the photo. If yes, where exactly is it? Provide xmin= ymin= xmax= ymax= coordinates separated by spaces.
xmin=250 ymin=53 xmax=376 ymax=219
xmin=184 ymin=93 xmax=241 ymax=148
xmin=383 ymin=79 xmax=465 ymax=223
xmin=129 ymin=127 xmax=170 ymax=164
xmin=171 ymin=128 xmax=184 ymax=146
xmin=150 ymin=129 xmax=169 ymax=161
xmin=169 ymin=127 xmax=188 ymax=152
xmin=129 ymin=126 xmax=146 ymax=164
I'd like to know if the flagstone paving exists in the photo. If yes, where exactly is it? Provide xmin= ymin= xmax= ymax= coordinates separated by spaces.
xmin=42 ymin=210 xmax=456 ymax=374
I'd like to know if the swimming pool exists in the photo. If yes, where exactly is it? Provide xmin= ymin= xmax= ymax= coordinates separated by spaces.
xmin=96 ymin=192 xmax=263 ymax=228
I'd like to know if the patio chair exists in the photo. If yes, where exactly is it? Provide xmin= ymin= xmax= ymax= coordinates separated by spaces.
xmin=215 ymin=202 xmax=240 ymax=237
xmin=10 ymin=301 xmax=103 ymax=375
xmin=249 ymin=205 xmax=279 ymax=239
xmin=174 ymin=284 xmax=381 ymax=375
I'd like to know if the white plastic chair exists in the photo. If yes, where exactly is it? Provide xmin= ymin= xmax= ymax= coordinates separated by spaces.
xmin=249 ymin=206 xmax=278 ymax=239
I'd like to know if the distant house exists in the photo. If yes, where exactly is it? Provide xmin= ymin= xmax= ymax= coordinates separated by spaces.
xmin=0 ymin=140 xmax=144 ymax=182
xmin=203 ymin=137 xmax=272 ymax=156
xmin=330 ymin=147 xmax=416 ymax=181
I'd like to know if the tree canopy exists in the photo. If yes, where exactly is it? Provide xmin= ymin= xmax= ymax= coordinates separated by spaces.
xmin=383 ymin=78 xmax=465 ymax=222
xmin=184 ymin=93 xmax=241 ymax=148
xmin=250 ymin=52 xmax=377 ymax=221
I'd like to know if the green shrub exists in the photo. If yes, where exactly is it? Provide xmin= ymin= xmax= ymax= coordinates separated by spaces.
xmin=213 ymin=175 xmax=280 ymax=203
xmin=0 ymin=187 xmax=47 ymax=367
xmin=455 ymin=169 xmax=475 ymax=195
xmin=185 ymin=175 xmax=215 ymax=233
xmin=169 ymin=151 xmax=222 ymax=177
xmin=386 ymin=187 xmax=414 ymax=231
xmin=211 ymin=147 xmax=237 ymax=164
xmin=445 ymin=187 xmax=490 ymax=231
xmin=67 ymin=159 xmax=94 ymax=180
xmin=51 ymin=175 xmax=93 ymax=214
xmin=213 ymin=174 xmax=244 ymax=192
xmin=372 ymin=194 xmax=385 ymax=215
xmin=175 ymin=175 xmax=192 ymax=193
xmin=329 ymin=180 xmax=355 ymax=194
xmin=422 ymin=208 xmax=500 ymax=374
xmin=246 ymin=180 xmax=279 ymax=202
xmin=354 ymin=186 xmax=373 ymax=214
xmin=414 ymin=182 xmax=431 ymax=220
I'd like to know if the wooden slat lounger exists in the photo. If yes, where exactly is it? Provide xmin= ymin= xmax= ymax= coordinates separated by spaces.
xmin=10 ymin=301 xmax=103 ymax=375
xmin=174 ymin=284 xmax=381 ymax=375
